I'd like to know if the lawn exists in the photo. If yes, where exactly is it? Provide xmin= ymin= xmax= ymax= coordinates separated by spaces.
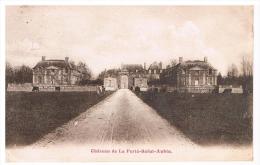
xmin=6 ymin=91 xmax=112 ymax=147
xmin=137 ymin=92 xmax=253 ymax=146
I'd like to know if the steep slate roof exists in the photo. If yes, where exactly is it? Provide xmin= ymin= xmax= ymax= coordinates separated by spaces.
xmin=174 ymin=60 xmax=216 ymax=71
xmin=104 ymin=68 xmax=121 ymax=77
xmin=148 ymin=62 xmax=161 ymax=70
xmin=121 ymin=64 xmax=144 ymax=73
xmin=33 ymin=60 xmax=72 ymax=69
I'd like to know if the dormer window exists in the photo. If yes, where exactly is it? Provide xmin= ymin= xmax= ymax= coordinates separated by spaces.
xmin=209 ymin=69 xmax=212 ymax=75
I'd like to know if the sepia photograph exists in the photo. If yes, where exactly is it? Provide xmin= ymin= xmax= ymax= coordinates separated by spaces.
xmin=5 ymin=5 xmax=254 ymax=162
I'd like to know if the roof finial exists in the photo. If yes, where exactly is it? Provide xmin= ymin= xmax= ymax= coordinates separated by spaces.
xmin=204 ymin=57 xmax=208 ymax=63
xmin=65 ymin=57 xmax=69 ymax=63
xmin=179 ymin=57 xmax=183 ymax=63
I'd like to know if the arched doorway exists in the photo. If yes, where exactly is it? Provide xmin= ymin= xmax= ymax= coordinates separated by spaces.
xmin=120 ymin=75 xmax=128 ymax=89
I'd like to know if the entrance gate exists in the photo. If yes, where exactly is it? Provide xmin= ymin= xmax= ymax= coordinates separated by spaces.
xmin=120 ymin=75 xmax=128 ymax=89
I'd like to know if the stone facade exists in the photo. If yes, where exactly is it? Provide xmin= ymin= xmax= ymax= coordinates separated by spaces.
xmin=119 ymin=64 xmax=148 ymax=89
xmin=103 ymin=64 xmax=148 ymax=90
xmin=102 ymin=57 xmax=217 ymax=92
xmin=147 ymin=62 xmax=163 ymax=81
xmin=134 ymin=77 xmax=148 ymax=91
xmin=32 ymin=56 xmax=81 ymax=86
xmin=160 ymin=57 xmax=217 ymax=93
xmin=104 ymin=77 xmax=118 ymax=91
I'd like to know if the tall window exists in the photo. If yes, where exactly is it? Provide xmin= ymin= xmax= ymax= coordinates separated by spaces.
xmin=38 ymin=76 xmax=42 ymax=84
xmin=209 ymin=69 xmax=212 ymax=75
xmin=195 ymin=77 xmax=199 ymax=86
xmin=207 ymin=77 xmax=212 ymax=85
xmin=51 ymin=76 xmax=55 ymax=84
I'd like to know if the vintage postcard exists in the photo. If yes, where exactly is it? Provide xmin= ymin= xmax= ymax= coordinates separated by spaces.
xmin=4 ymin=5 xmax=254 ymax=162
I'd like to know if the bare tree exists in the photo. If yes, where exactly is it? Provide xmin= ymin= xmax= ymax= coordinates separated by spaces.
xmin=6 ymin=63 xmax=33 ymax=85
xmin=6 ymin=62 xmax=14 ymax=89
xmin=169 ymin=59 xmax=177 ymax=67
xmin=241 ymin=55 xmax=253 ymax=93
xmin=241 ymin=55 xmax=253 ymax=77
xmin=69 ymin=60 xmax=76 ymax=69
xmin=227 ymin=63 xmax=239 ymax=77
xmin=14 ymin=65 xmax=33 ymax=84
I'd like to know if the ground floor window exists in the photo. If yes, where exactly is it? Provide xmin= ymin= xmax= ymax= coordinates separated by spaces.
xmin=37 ymin=76 xmax=44 ymax=84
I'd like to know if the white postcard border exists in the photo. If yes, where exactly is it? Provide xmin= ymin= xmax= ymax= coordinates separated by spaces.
xmin=1 ymin=1 xmax=260 ymax=165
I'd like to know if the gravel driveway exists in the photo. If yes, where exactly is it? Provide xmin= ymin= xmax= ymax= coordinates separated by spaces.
xmin=34 ymin=89 xmax=194 ymax=146
xmin=6 ymin=89 xmax=252 ymax=161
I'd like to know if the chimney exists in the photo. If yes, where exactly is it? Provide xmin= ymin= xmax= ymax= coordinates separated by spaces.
xmin=159 ymin=62 xmax=162 ymax=69
xmin=144 ymin=62 xmax=146 ymax=70
xmin=204 ymin=57 xmax=208 ymax=63
xmin=179 ymin=57 xmax=183 ymax=63
xmin=65 ymin=57 xmax=69 ymax=63
xmin=42 ymin=56 xmax=46 ymax=61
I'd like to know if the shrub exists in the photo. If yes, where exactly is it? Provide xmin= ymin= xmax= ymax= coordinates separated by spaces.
xmin=135 ymin=86 xmax=140 ymax=92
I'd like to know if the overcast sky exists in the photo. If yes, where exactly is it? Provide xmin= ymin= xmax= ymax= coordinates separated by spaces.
xmin=6 ymin=6 xmax=253 ymax=76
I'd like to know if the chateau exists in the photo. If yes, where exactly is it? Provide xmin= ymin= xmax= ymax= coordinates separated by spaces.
xmin=32 ymin=56 xmax=81 ymax=86
xmin=160 ymin=57 xmax=217 ymax=93
xmin=32 ymin=55 xmax=217 ymax=93
xmin=104 ymin=57 xmax=217 ymax=93
xmin=104 ymin=64 xmax=148 ymax=91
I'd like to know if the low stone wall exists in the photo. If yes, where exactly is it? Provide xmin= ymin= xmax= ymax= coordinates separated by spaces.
xmin=219 ymin=85 xmax=243 ymax=93
xmin=144 ymin=85 xmax=244 ymax=94
xmin=148 ymin=85 xmax=215 ymax=93
xmin=7 ymin=83 xmax=33 ymax=92
xmin=60 ymin=85 xmax=97 ymax=92
xmin=105 ymin=86 xmax=117 ymax=91
xmin=178 ymin=86 xmax=215 ymax=93
xmin=7 ymin=83 xmax=98 ymax=92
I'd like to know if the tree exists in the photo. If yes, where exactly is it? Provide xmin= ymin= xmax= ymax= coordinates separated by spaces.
xmin=227 ymin=63 xmax=239 ymax=77
xmin=170 ymin=59 xmax=177 ymax=67
xmin=217 ymin=72 xmax=223 ymax=85
xmin=14 ymin=65 xmax=33 ymax=84
xmin=6 ymin=62 xmax=15 ymax=89
xmin=69 ymin=61 xmax=76 ymax=69
xmin=97 ymin=68 xmax=121 ymax=85
xmin=97 ymin=68 xmax=120 ymax=80
xmin=241 ymin=56 xmax=253 ymax=77
xmin=241 ymin=55 xmax=253 ymax=93
xmin=76 ymin=61 xmax=92 ymax=85
xmin=6 ymin=63 xmax=33 ymax=86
